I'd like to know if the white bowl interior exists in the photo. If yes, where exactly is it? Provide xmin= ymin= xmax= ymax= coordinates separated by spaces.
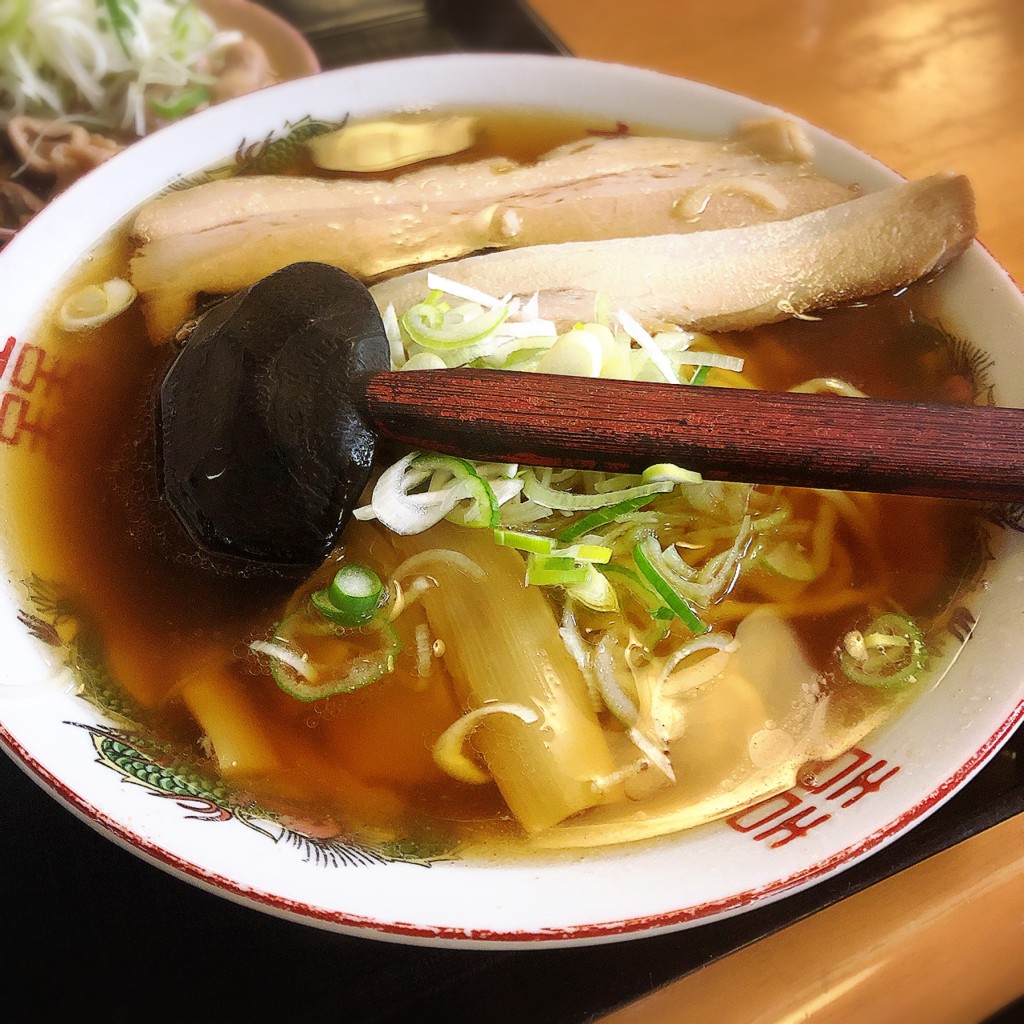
xmin=1 ymin=53 xmax=1023 ymax=947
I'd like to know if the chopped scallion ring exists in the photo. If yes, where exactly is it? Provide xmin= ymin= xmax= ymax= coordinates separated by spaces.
xmin=536 ymin=328 xmax=604 ymax=377
xmin=493 ymin=528 xmax=554 ymax=554
xmin=760 ymin=540 xmax=817 ymax=582
xmin=402 ymin=301 xmax=508 ymax=350
xmin=551 ymin=543 xmax=612 ymax=564
xmin=598 ymin=563 xmax=671 ymax=617
xmin=677 ymin=351 xmax=745 ymax=372
xmin=258 ymin=611 xmax=401 ymax=702
xmin=149 ymin=83 xmax=209 ymax=120
xmin=0 ymin=0 xmax=29 ymax=46
xmin=413 ymin=453 xmax=499 ymax=528
xmin=362 ymin=452 xmax=499 ymax=534
xmin=839 ymin=612 xmax=927 ymax=688
xmin=59 ymin=278 xmax=137 ymax=331
xmin=309 ymin=563 xmax=384 ymax=627
xmin=617 ymin=308 xmax=680 ymax=384
xmin=564 ymin=564 xmax=618 ymax=611
xmin=425 ymin=272 xmax=505 ymax=309
xmin=526 ymin=554 xmax=591 ymax=587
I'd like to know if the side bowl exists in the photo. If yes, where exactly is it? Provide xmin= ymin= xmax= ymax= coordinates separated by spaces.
xmin=1 ymin=53 xmax=1023 ymax=948
xmin=199 ymin=0 xmax=321 ymax=82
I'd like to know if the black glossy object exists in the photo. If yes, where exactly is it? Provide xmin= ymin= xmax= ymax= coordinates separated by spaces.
xmin=158 ymin=262 xmax=390 ymax=572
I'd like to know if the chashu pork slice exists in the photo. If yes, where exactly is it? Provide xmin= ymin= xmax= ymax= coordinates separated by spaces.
xmin=130 ymin=121 xmax=857 ymax=340
xmin=369 ymin=172 xmax=976 ymax=333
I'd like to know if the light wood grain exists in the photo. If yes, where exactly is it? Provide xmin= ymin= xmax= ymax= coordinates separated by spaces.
xmin=527 ymin=0 xmax=1024 ymax=1019
xmin=600 ymin=813 xmax=1024 ymax=1024
xmin=530 ymin=0 xmax=1024 ymax=285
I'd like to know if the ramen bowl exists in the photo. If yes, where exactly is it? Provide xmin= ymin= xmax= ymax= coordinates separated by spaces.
xmin=1 ymin=54 xmax=1023 ymax=948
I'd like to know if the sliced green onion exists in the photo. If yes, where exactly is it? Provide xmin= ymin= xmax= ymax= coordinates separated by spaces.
xmin=750 ymin=504 xmax=793 ymax=532
xmin=789 ymin=377 xmax=867 ymax=398
xmin=261 ymin=612 xmax=401 ymax=703
xmin=150 ymin=83 xmax=209 ymax=120
xmin=593 ymin=641 xmax=640 ymax=728
xmin=171 ymin=1 xmax=211 ymax=45
xmin=557 ymin=493 xmax=663 ymax=543
xmin=689 ymin=364 xmax=712 ymax=386
xmin=496 ymin=344 xmax=553 ymax=368
xmin=493 ymin=528 xmax=554 ymax=554
xmin=526 ymin=554 xmax=590 ymax=587
xmin=309 ymin=563 xmax=385 ymax=627
xmin=632 ymin=540 xmax=709 ymax=634
xmin=400 ymin=351 xmax=447 ymax=371
xmin=362 ymin=452 xmax=499 ymax=534
xmin=523 ymin=471 xmax=671 ymax=512
xmin=536 ymin=327 xmax=604 ymax=377
xmin=432 ymin=702 xmax=539 ymax=784
xmin=839 ymin=612 xmax=927 ymax=689
xmin=641 ymin=463 xmax=702 ymax=486
xmin=413 ymin=453 xmax=499 ymax=528
xmin=59 ymin=278 xmax=136 ymax=331
xmin=617 ymin=308 xmax=679 ymax=384
xmin=101 ymin=0 xmax=139 ymax=58
xmin=402 ymin=301 xmax=508 ymax=350
xmin=760 ymin=540 xmax=817 ymax=582
xmin=551 ymin=543 xmax=612 ymax=564
xmin=564 ymin=564 xmax=618 ymax=611
xmin=425 ymin=272 xmax=504 ymax=309
xmin=677 ymin=351 xmax=745 ymax=372
xmin=0 ymin=0 xmax=29 ymax=46
xmin=404 ymin=300 xmax=444 ymax=326
xmin=597 ymin=564 xmax=665 ymax=610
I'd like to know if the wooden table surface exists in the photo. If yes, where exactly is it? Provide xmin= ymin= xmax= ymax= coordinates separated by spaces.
xmin=527 ymin=1 xmax=1024 ymax=1021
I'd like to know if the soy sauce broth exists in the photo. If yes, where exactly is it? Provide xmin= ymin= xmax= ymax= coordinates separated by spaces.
xmin=1 ymin=110 xmax=990 ymax=852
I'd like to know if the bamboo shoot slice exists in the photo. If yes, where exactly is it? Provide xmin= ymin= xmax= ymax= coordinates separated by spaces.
xmin=178 ymin=659 xmax=281 ymax=779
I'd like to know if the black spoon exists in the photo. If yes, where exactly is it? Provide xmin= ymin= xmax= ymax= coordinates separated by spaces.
xmin=158 ymin=261 xmax=1024 ymax=576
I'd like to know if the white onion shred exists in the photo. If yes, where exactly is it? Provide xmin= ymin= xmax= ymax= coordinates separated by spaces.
xmin=432 ymin=702 xmax=540 ymax=784
xmin=616 ymin=308 xmax=680 ymax=384
xmin=250 ymin=640 xmax=317 ymax=681
xmin=0 ymin=0 xmax=243 ymax=134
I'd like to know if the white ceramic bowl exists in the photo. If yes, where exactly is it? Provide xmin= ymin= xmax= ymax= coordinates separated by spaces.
xmin=2 ymin=54 xmax=1023 ymax=948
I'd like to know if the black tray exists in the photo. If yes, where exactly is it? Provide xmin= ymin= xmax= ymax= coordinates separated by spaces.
xmin=4 ymin=716 xmax=1022 ymax=1018
xmin=5 ymin=3 xmax=1024 ymax=1018
xmin=268 ymin=0 xmax=569 ymax=67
